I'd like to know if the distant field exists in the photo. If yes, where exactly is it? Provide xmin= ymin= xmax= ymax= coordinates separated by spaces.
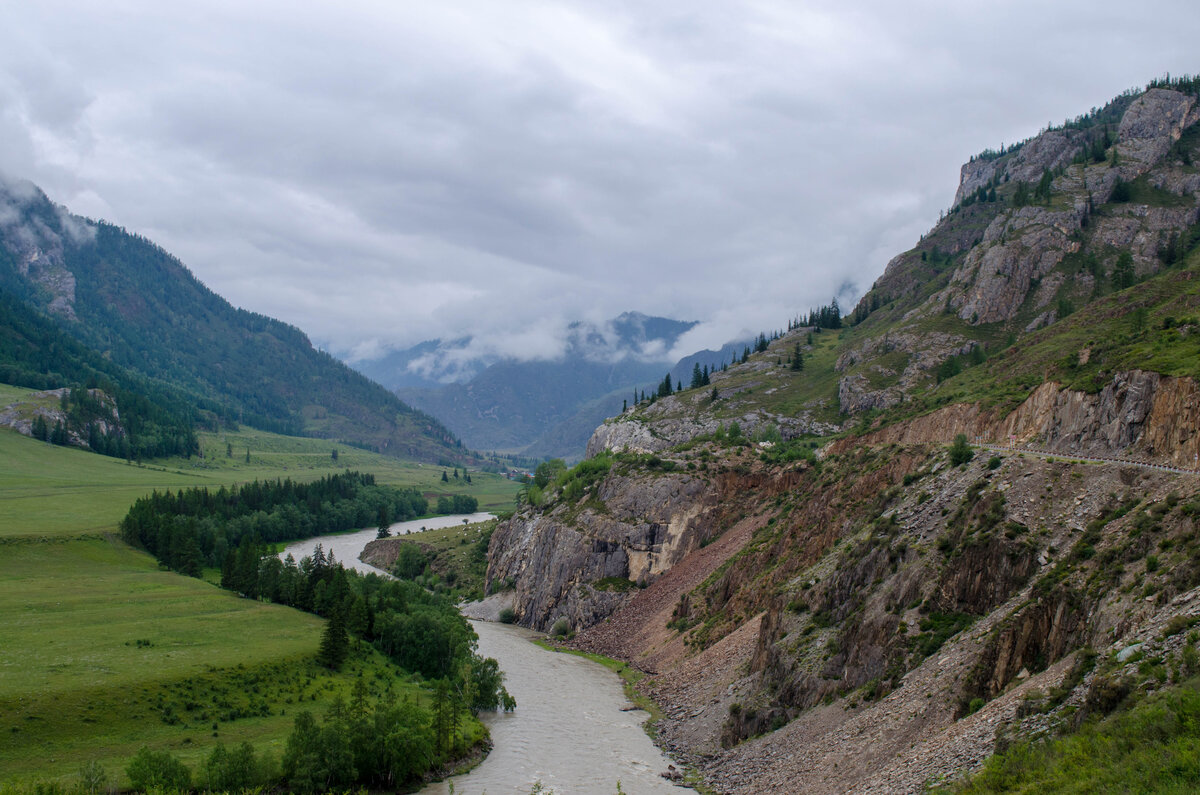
xmin=0 ymin=538 xmax=448 ymax=785
xmin=188 ymin=426 xmax=521 ymax=511
xmin=0 ymin=417 xmax=519 ymax=540
xmin=0 ymin=430 xmax=216 ymax=539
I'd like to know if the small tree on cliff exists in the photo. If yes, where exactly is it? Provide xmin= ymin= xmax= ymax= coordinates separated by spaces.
xmin=949 ymin=434 xmax=974 ymax=467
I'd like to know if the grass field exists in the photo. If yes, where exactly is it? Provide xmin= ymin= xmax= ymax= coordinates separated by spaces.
xmin=0 ymin=537 xmax=467 ymax=785
xmin=0 ymin=410 xmax=510 ymax=786
xmin=0 ymin=418 xmax=520 ymax=540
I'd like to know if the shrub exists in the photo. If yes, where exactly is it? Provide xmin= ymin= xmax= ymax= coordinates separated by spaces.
xmin=550 ymin=618 xmax=570 ymax=637
xmin=949 ymin=434 xmax=975 ymax=467
xmin=497 ymin=607 xmax=516 ymax=624
xmin=126 ymin=747 xmax=192 ymax=792
xmin=987 ymin=456 xmax=1002 ymax=470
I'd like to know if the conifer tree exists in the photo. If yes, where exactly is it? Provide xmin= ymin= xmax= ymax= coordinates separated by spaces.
xmin=317 ymin=608 xmax=349 ymax=670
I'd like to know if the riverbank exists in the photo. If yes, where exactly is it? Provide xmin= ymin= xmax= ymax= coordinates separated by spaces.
xmin=422 ymin=620 xmax=689 ymax=795
xmin=278 ymin=511 xmax=495 ymax=576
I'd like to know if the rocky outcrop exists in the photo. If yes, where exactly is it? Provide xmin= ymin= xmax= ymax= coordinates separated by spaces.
xmin=944 ymin=90 xmax=1199 ymax=328
xmin=0 ymin=387 xmax=121 ymax=448
xmin=1115 ymin=88 xmax=1198 ymax=171
xmin=586 ymin=396 xmax=837 ymax=456
xmin=946 ymin=205 xmax=1084 ymax=324
xmin=0 ymin=180 xmax=90 ymax=320
xmin=486 ymin=470 xmax=720 ymax=631
xmin=846 ymin=370 xmax=1200 ymax=469
xmin=837 ymin=374 xmax=902 ymax=414
xmin=835 ymin=330 xmax=978 ymax=413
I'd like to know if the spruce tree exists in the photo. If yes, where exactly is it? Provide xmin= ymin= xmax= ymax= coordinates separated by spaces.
xmin=317 ymin=608 xmax=349 ymax=670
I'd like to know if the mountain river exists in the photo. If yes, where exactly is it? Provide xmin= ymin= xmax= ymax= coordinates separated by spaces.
xmin=279 ymin=518 xmax=689 ymax=795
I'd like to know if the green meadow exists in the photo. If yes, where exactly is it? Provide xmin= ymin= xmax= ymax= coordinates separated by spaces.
xmin=0 ymin=411 xmax=515 ymax=786
xmin=0 ymin=407 xmax=519 ymax=541
xmin=0 ymin=536 xmax=476 ymax=785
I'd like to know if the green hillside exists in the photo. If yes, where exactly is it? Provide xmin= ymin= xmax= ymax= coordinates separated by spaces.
xmin=0 ymin=178 xmax=465 ymax=463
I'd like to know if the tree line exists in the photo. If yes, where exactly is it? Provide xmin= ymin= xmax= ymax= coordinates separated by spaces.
xmin=118 ymin=550 xmax=513 ymax=792
xmin=120 ymin=471 xmax=428 ymax=578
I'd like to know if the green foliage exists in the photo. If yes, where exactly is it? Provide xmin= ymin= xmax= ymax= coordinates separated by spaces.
xmin=393 ymin=543 xmax=429 ymax=580
xmin=953 ymin=678 xmax=1200 ymax=793
xmin=125 ymin=747 xmax=191 ymax=791
xmin=498 ymin=607 xmax=517 ymax=624
xmin=202 ymin=741 xmax=270 ymax=792
xmin=533 ymin=459 xmax=567 ymax=488
xmin=801 ymin=300 xmax=842 ymax=329
xmin=910 ymin=612 xmax=975 ymax=663
xmin=1034 ymin=169 xmax=1053 ymax=203
xmin=436 ymin=494 xmax=479 ymax=514
xmin=549 ymin=453 xmax=613 ymax=504
xmin=317 ymin=609 xmax=350 ymax=670
xmin=0 ymin=291 xmax=199 ymax=460
xmin=758 ymin=439 xmax=817 ymax=465
xmin=949 ymin=434 xmax=974 ymax=467
xmin=120 ymin=471 xmax=427 ymax=579
xmin=1012 ymin=181 xmax=1030 ymax=207
xmin=592 ymin=577 xmax=638 ymax=592
xmin=754 ymin=423 xmax=783 ymax=445
xmin=551 ymin=618 xmax=570 ymax=637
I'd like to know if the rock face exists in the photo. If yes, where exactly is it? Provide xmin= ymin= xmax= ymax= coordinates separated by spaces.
xmin=1115 ymin=88 xmax=1198 ymax=169
xmin=487 ymin=470 xmax=721 ymax=632
xmin=0 ymin=387 xmax=121 ymax=448
xmin=947 ymin=205 xmax=1084 ymax=324
xmin=835 ymin=330 xmax=977 ymax=413
xmin=848 ymin=369 xmax=1200 ymax=469
xmin=833 ymin=86 xmax=1200 ymax=421
xmin=0 ymin=181 xmax=90 ymax=320
xmin=586 ymin=389 xmax=838 ymax=457
xmin=944 ymin=89 xmax=1199 ymax=329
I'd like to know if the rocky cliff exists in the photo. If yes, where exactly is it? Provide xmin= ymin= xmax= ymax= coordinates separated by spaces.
xmin=837 ymin=86 xmax=1200 ymax=415
xmin=485 ymin=79 xmax=1200 ymax=793
xmin=487 ymin=466 xmax=726 ymax=631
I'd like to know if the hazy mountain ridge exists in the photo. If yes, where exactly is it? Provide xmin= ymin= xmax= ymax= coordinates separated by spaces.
xmin=0 ymin=177 xmax=467 ymax=463
xmin=381 ymin=315 xmax=748 ymax=458
xmin=486 ymin=77 xmax=1200 ymax=792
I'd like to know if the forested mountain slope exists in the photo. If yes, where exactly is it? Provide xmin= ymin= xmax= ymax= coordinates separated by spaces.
xmin=485 ymin=77 xmax=1200 ymax=792
xmin=0 ymin=177 xmax=465 ymax=463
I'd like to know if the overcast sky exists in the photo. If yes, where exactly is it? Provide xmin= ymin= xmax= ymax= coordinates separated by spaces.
xmin=2 ymin=1 xmax=1198 ymax=369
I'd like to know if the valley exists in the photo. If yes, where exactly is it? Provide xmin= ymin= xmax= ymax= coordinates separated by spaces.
xmin=3 ymin=72 xmax=1200 ymax=794
xmin=0 ymin=424 xmax=518 ymax=788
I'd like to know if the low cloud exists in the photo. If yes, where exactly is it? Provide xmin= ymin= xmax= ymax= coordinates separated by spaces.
xmin=1 ymin=2 xmax=1197 ymax=369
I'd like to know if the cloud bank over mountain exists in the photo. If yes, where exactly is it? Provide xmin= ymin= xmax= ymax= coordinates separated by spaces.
xmin=2 ymin=1 xmax=1198 ymax=364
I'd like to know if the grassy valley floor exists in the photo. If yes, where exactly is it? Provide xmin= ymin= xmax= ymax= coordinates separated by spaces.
xmin=0 ymin=418 xmax=514 ymax=786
